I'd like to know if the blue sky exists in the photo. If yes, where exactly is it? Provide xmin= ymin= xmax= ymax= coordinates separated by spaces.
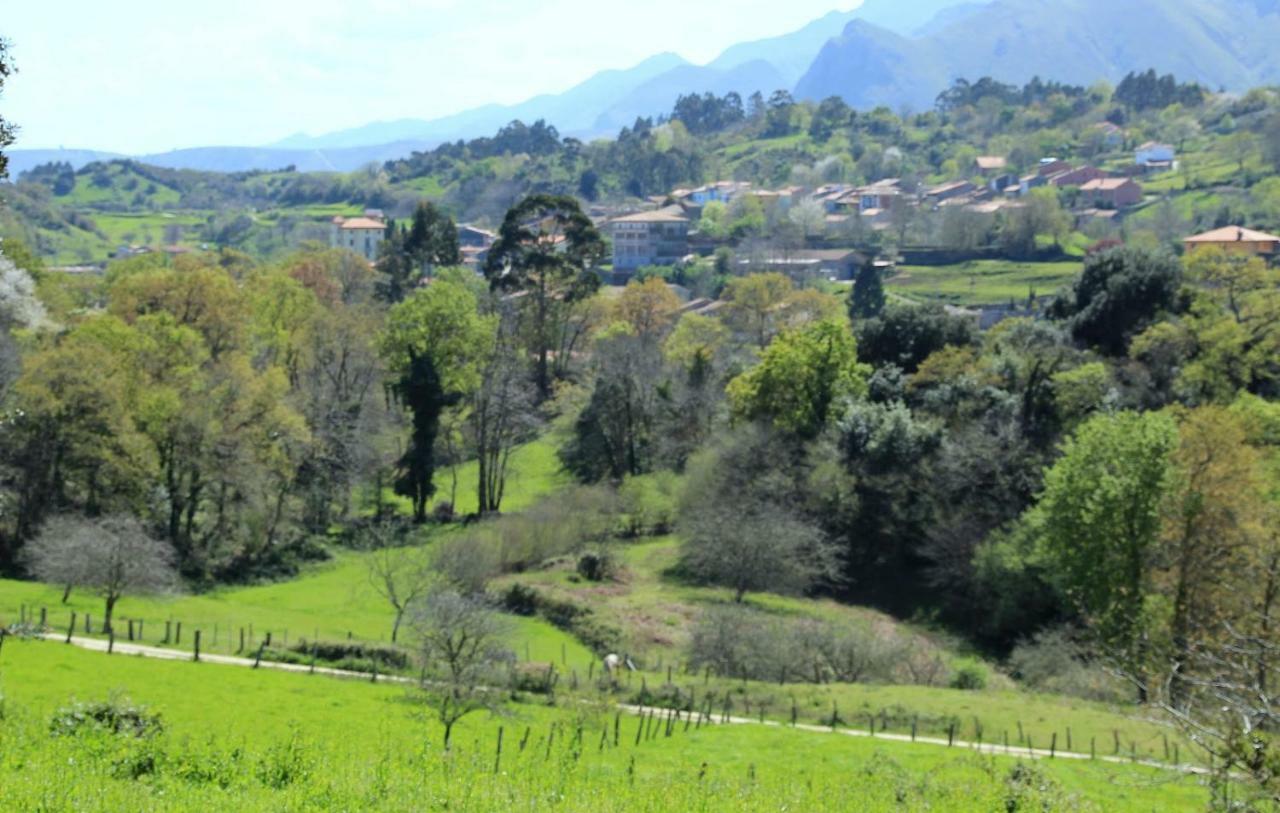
xmin=4 ymin=0 xmax=859 ymax=154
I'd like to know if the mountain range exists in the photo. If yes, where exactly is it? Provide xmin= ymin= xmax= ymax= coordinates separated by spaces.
xmin=10 ymin=0 xmax=1280 ymax=176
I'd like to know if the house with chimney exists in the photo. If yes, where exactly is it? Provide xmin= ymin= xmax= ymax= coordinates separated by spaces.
xmin=1183 ymin=226 xmax=1280 ymax=257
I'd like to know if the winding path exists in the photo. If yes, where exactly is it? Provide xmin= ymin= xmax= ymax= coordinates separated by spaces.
xmin=33 ymin=633 xmax=1207 ymax=776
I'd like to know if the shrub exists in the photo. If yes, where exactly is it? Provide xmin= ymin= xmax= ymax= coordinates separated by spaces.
xmin=1008 ymin=627 xmax=1127 ymax=702
xmin=274 ymin=639 xmax=410 ymax=674
xmin=50 ymin=696 xmax=164 ymax=739
xmin=618 ymin=472 xmax=681 ymax=537
xmin=576 ymin=548 xmax=619 ymax=582
xmin=949 ymin=660 xmax=988 ymax=691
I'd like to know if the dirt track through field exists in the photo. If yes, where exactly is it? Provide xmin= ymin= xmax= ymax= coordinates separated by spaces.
xmin=34 ymin=633 xmax=1208 ymax=776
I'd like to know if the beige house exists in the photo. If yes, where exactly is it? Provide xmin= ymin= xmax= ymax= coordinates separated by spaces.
xmin=331 ymin=215 xmax=387 ymax=262
xmin=1183 ymin=226 xmax=1280 ymax=257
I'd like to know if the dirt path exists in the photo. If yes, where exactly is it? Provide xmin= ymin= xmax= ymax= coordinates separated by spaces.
xmin=33 ymin=634 xmax=1206 ymax=776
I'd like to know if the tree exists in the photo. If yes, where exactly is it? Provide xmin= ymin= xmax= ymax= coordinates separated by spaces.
xmin=855 ymin=303 xmax=978 ymax=373
xmin=1158 ymin=406 xmax=1269 ymax=707
xmin=404 ymin=200 xmax=462 ymax=278
xmin=484 ymin=194 xmax=605 ymax=399
xmin=410 ymin=588 xmax=510 ymax=749
xmin=1035 ymin=411 xmax=1179 ymax=701
xmin=722 ymin=272 xmax=794 ymax=347
xmin=613 ymin=276 xmax=680 ymax=338
xmin=24 ymin=515 xmax=178 ymax=635
xmin=363 ymin=526 xmax=435 ymax=643
xmin=381 ymin=281 xmax=495 ymax=522
xmin=727 ymin=319 xmax=869 ymax=440
xmin=0 ymin=38 xmax=15 ymax=180
xmin=678 ymin=426 xmax=839 ymax=602
xmin=469 ymin=310 xmax=537 ymax=515
xmin=788 ymin=198 xmax=827 ymax=238
xmin=1264 ymin=110 xmax=1280 ymax=171
xmin=809 ymin=96 xmax=851 ymax=142
xmin=561 ymin=323 xmax=665 ymax=481
xmin=1061 ymin=247 xmax=1182 ymax=356
xmin=848 ymin=263 xmax=886 ymax=320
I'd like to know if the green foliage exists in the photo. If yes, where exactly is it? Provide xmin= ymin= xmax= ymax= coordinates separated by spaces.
xmin=1034 ymin=411 xmax=1178 ymax=688
xmin=854 ymin=303 xmax=978 ymax=373
xmin=1058 ymin=247 xmax=1183 ymax=356
xmin=728 ymin=320 xmax=869 ymax=439
xmin=848 ymin=263 xmax=886 ymax=320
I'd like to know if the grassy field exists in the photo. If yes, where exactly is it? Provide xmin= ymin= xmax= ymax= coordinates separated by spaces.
xmin=495 ymin=538 xmax=1193 ymax=764
xmin=886 ymin=260 xmax=1082 ymax=306
xmin=0 ymin=438 xmax=582 ymax=664
xmin=0 ymin=641 xmax=1211 ymax=811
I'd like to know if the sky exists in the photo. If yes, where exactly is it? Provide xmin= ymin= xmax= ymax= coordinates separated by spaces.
xmin=4 ymin=0 xmax=859 ymax=154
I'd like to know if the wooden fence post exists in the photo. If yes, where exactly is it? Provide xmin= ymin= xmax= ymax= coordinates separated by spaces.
xmin=40 ymin=607 xmax=47 ymax=628
xmin=84 ymin=614 xmax=91 ymax=634
xmin=66 ymin=613 xmax=77 ymax=644
xmin=494 ymin=726 xmax=504 ymax=774
xmin=1050 ymin=732 xmax=1057 ymax=758
xmin=175 ymin=622 xmax=181 ymax=645
xmin=948 ymin=723 xmax=956 ymax=747
xmin=193 ymin=630 xmax=201 ymax=662
xmin=239 ymin=628 xmax=245 ymax=654
xmin=127 ymin=619 xmax=134 ymax=642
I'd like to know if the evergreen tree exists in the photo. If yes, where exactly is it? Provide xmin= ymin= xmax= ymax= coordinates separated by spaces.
xmin=848 ymin=263 xmax=886 ymax=320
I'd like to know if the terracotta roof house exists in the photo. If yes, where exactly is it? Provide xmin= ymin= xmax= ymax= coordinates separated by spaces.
xmin=1183 ymin=227 xmax=1280 ymax=256
xmin=1079 ymin=178 xmax=1143 ymax=208
xmin=1048 ymin=166 xmax=1108 ymax=188
xmin=330 ymin=215 xmax=387 ymax=261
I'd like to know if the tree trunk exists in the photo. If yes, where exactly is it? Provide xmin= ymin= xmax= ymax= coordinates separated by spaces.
xmin=391 ymin=609 xmax=403 ymax=644
xmin=62 ymin=583 xmax=73 ymax=604
xmin=103 ymin=593 xmax=118 ymax=636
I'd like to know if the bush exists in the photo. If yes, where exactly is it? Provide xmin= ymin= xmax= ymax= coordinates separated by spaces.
xmin=618 ymin=473 xmax=681 ymax=537
xmin=50 ymin=696 xmax=164 ymax=739
xmin=949 ymin=660 xmax=988 ymax=691
xmin=1007 ymin=627 xmax=1127 ymax=702
xmin=272 ymin=639 xmax=410 ymax=674
xmin=576 ymin=548 xmax=618 ymax=582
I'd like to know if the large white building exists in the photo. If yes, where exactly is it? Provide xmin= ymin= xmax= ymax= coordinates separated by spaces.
xmin=330 ymin=214 xmax=387 ymax=261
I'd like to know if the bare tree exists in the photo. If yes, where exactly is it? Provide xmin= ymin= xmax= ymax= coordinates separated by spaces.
xmin=24 ymin=515 xmax=178 ymax=634
xmin=410 ymin=588 xmax=510 ymax=749
xmin=678 ymin=427 xmax=840 ymax=603
xmin=363 ymin=525 xmax=435 ymax=643
xmin=469 ymin=316 xmax=536 ymax=516
xmin=682 ymin=503 xmax=837 ymax=602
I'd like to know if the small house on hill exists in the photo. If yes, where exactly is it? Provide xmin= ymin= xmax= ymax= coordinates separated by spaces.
xmin=1183 ymin=226 xmax=1280 ymax=257
xmin=1079 ymin=178 xmax=1143 ymax=208
xmin=974 ymin=156 xmax=1007 ymax=176
xmin=331 ymin=215 xmax=387 ymax=262
xmin=1136 ymin=142 xmax=1176 ymax=170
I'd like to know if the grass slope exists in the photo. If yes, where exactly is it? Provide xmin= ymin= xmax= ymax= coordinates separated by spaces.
xmin=0 ymin=641 xmax=1210 ymax=811
xmin=887 ymin=260 xmax=1083 ymax=306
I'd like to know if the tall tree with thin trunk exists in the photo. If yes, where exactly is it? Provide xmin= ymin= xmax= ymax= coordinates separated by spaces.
xmin=484 ymin=194 xmax=605 ymax=400
xmin=23 ymin=515 xmax=178 ymax=634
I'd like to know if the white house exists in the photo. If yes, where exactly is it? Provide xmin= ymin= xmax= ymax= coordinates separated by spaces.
xmin=330 ymin=215 xmax=386 ymax=262
xmin=1135 ymin=142 xmax=1176 ymax=168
